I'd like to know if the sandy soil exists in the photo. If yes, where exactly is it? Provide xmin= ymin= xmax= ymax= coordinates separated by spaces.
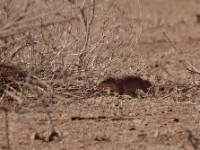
xmin=1 ymin=0 xmax=200 ymax=150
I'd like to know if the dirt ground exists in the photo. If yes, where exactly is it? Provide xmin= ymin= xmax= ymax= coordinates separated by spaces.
xmin=1 ymin=0 xmax=200 ymax=150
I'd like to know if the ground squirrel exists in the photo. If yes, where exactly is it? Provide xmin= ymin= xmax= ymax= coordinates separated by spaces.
xmin=0 ymin=64 xmax=27 ymax=96
xmin=97 ymin=76 xmax=153 ymax=96
xmin=0 ymin=64 xmax=27 ymax=78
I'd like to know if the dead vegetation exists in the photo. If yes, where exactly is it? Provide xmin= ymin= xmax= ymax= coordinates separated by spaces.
xmin=0 ymin=0 xmax=200 ymax=149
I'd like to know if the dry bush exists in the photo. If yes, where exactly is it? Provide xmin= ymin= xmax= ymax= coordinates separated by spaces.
xmin=0 ymin=0 xmax=146 ymax=107
xmin=0 ymin=0 xmax=145 ymax=147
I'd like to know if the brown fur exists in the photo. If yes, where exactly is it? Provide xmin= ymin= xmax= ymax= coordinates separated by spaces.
xmin=0 ymin=64 xmax=27 ymax=96
xmin=97 ymin=76 xmax=153 ymax=96
xmin=0 ymin=64 xmax=27 ymax=78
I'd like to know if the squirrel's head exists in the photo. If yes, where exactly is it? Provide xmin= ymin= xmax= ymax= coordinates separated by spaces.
xmin=97 ymin=77 xmax=116 ymax=88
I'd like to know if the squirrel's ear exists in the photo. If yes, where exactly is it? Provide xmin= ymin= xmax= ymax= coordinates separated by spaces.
xmin=102 ymin=80 xmax=106 ymax=83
